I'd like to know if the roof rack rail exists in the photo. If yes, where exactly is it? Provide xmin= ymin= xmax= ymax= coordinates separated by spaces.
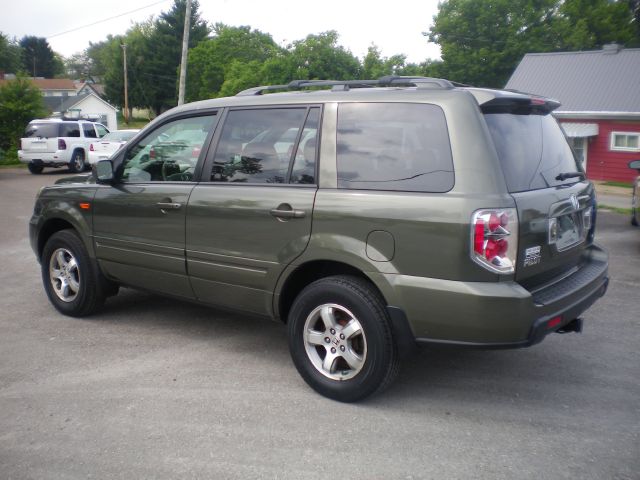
xmin=236 ymin=76 xmax=456 ymax=96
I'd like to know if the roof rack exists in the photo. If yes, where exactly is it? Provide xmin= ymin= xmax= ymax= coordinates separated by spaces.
xmin=236 ymin=76 xmax=457 ymax=96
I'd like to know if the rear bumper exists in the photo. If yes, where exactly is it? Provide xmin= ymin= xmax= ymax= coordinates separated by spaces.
xmin=384 ymin=243 xmax=608 ymax=348
xmin=87 ymin=151 xmax=112 ymax=165
xmin=19 ymin=150 xmax=71 ymax=166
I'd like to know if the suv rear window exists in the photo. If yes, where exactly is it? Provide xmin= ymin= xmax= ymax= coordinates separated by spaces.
xmin=24 ymin=123 xmax=59 ymax=138
xmin=484 ymin=113 xmax=582 ymax=192
xmin=337 ymin=103 xmax=454 ymax=192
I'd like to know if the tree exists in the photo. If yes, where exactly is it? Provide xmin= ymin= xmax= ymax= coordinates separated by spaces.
xmin=144 ymin=0 xmax=210 ymax=113
xmin=427 ymin=0 xmax=640 ymax=88
xmin=19 ymin=36 xmax=64 ymax=78
xmin=427 ymin=0 xmax=560 ymax=88
xmin=361 ymin=45 xmax=415 ymax=79
xmin=186 ymin=24 xmax=281 ymax=101
xmin=557 ymin=0 xmax=640 ymax=49
xmin=0 ymin=76 xmax=46 ymax=160
xmin=102 ymin=24 xmax=155 ymax=115
xmin=288 ymin=31 xmax=361 ymax=80
xmin=0 ymin=33 xmax=22 ymax=74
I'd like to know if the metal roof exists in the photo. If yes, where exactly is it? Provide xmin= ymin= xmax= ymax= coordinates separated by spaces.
xmin=505 ymin=46 xmax=640 ymax=113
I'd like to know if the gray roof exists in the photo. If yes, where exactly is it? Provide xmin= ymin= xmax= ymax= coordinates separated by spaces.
xmin=505 ymin=46 xmax=640 ymax=113
xmin=43 ymin=93 xmax=91 ymax=113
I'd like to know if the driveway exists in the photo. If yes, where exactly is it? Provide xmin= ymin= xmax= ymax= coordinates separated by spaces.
xmin=0 ymin=168 xmax=638 ymax=479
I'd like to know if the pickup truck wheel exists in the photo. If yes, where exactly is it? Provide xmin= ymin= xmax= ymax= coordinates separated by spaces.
xmin=69 ymin=150 xmax=86 ymax=173
xmin=27 ymin=163 xmax=44 ymax=174
xmin=287 ymin=275 xmax=399 ymax=402
xmin=41 ymin=230 xmax=105 ymax=317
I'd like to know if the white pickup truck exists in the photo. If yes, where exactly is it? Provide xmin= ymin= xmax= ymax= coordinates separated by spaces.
xmin=18 ymin=119 xmax=109 ymax=174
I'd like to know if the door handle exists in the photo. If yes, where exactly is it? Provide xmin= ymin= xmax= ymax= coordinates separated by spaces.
xmin=270 ymin=206 xmax=306 ymax=219
xmin=156 ymin=202 xmax=182 ymax=210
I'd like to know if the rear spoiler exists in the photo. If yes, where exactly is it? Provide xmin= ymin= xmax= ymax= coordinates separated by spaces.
xmin=468 ymin=88 xmax=560 ymax=115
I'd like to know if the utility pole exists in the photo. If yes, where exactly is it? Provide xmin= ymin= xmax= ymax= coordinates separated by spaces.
xmin=177 ymin=0 xmax=192 ymax=106
xmin=121 ymin=44 xmax=129 ymax=125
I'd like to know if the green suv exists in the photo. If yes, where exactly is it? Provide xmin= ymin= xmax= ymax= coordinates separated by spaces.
xmin=29 ymin=77 xmax=609 ymax=402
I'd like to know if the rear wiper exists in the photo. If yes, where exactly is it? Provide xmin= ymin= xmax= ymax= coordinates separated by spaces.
xmin=555 ymin=171 xmax=585 ymax=181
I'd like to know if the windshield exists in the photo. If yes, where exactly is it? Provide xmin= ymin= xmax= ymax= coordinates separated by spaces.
xmin=484 ymin=113 xmax=582 ymax=192
xmin=24 ymin=123 xmax=59 ymax=138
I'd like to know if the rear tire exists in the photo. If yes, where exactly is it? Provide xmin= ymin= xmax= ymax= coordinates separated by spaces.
xmin=28 ymin=163 xmax=43 ymax=174
xmin=41 ymin=230 xmax=107 ymax=317
xmin=287 ymin=275 xmax=399 ymax=402
xmin=69 ymin=150 xmax=85 ymax=173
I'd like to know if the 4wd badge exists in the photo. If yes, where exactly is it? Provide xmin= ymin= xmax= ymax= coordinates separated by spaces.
xmin=523 ymin=246 xmax=542 ymax=267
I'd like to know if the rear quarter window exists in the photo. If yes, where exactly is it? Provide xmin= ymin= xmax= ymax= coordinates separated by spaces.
xmin=336 ymin=103 xmax=454 ymax=192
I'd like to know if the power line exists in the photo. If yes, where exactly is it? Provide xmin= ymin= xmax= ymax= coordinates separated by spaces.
xmin=46 ymin=0 xmax=171 ymax=40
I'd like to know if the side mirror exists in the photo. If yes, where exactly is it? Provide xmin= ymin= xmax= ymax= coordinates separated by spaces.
xmin=95 ymin=159 xmax=114 ymax=183
xmin=629 ymin=160 xmax=640 ymax=172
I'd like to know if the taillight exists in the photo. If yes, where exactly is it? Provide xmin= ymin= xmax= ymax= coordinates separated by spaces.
xmin=150 ymin=147 xmax=155 ymax=159
xmin=471 ymin=208 xmax=518 ymax=274
xmin=58 ymin=139 xmax=67 ymax=150
xmin=192 ymin=146 xmax=201 ymax=158
xmin=89 ymin=143 xmax=94 ymax=151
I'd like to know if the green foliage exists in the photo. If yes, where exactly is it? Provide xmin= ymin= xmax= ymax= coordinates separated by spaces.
xmin=0 ymin=76 xmax=46 ymax=159
xmin=427 ymin=0 xmax=640 ymax=88
xmin=145 ymin=0 xmax=209 ymax=113
xmin=185 ymin=24 xmax=281 ymax=101
xmin=0 ymin=33 xmax=22 ymax=73
xmin=186 ymin=28 xmax=364 ymax=99
xmin=360 ymin=45 xmax=425 ymax=78
xmin=100 ymin=0 xmax=209 ymax=115
xmin=19 ymin=36 xmax=64 ymax=78
xmin=288 ymin=31 xmax=361 ymax=80
xmin=558 ymin=0 xmax=640 ymax=49
xmin=428 ymin=0 xmax=561 ymax=87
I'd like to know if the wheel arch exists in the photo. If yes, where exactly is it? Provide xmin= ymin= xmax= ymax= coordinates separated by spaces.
xmin=72 ymin=147 xmax=86 ymax=160
xmin=37 ymin=212 xmax=94 ymax=262
xmin=275 ymin=260 xmax=388 ymax=324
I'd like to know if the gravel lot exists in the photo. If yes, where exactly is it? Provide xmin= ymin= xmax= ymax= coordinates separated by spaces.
xmin=1 ymin=167 xmax=638 ymax=479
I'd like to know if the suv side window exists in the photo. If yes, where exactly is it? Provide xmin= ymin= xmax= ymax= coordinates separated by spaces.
xmin=336 ymin=103 xmax=454 ymax=192
xmin=96 ymin=124 xmax=109 ymax=138
xmin=60 ymin=123 xmax=80 ymax=137
xmin=209 ymin=107 xmax=313 ymax=184
xmin=83 ymin=123 xmax=97 ymax=138
xmin=290 ymin=108 xmax=320 ymax=185
xmin=121 ymin=114 xmax=216 ymax=183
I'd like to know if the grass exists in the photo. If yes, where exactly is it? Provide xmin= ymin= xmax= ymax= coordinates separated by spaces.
xmin=602 ymin=181 xmax=633 ymax=189
xmin=0 ymin=148 xmax=21 ymax=167
xmin=117 ymin=116 xmax=151 ymax=130
xmin=599 ymin=204 xmax=633 ymax=215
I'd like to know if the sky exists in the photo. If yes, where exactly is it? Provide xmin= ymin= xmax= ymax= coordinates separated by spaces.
xmin=0 ymin=0 xmax=442 ymax=64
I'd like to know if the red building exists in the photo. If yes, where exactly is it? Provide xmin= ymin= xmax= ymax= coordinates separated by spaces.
xmin=506 ymin=44 xmax=640 ymax=184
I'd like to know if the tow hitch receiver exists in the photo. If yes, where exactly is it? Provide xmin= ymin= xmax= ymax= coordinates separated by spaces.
xmin=557 ymin=318 xmax=583 ymax=334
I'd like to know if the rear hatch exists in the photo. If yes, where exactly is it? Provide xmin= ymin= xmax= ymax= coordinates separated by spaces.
xmin=480 ymin=93 xmax=595 ymax=289
xmin=21 ymin=122 xmax=62 ymax=153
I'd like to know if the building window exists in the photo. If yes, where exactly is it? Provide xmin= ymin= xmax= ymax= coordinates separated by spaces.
xmin=610 ymin=132 xmax=640 ymax=152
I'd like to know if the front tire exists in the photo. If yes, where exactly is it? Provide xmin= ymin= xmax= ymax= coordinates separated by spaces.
xmin=287 ymin=275 xmax=399 ymax=402
xmin=69 ymin=150 xmax=86 ymax=173
xmin=41 ymin=230 xmax=106 ymax=317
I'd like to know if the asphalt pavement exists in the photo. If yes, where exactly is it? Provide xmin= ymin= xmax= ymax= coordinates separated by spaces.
xmin=0 ymin=167 xmax=638 ymax=479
